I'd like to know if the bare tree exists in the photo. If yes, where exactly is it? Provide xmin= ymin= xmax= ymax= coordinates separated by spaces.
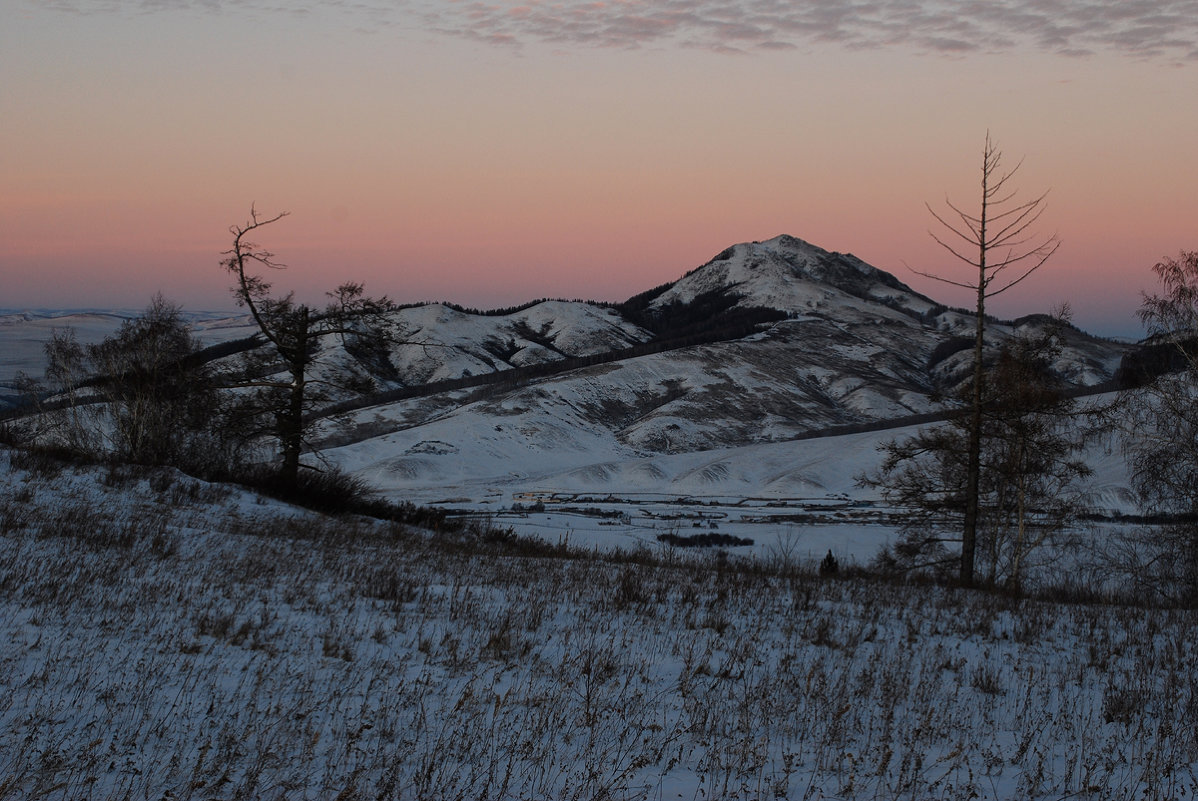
xmin=1120 ymin=251 xmax=1198 ymax=604
xmin=221 ymin=206 xmax=398 ymax=488
xmin=13 ymin=296 xmax=226 ymax=469
xmin=26 ymin=328 xmax=98 ymax=454
xmin=912 ymin=132 xmax=1060 ymax=585
xmin=862 ymin=321 xmax=1093 ymax=590
xmin=1139 ymin=251 xmax=1198 ymax=375
xmin=86 ymin=294 xmax=221 ymax=465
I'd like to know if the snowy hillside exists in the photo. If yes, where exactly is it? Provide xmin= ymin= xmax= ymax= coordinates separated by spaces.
xmin=1 ymin=447 xmax=1191 ymax=800
xmin=323 ymin=391 xmax=1136 ymax=563
xmin=0 ymin=311 xmax=135 ymax=406
xmin=0 ymin=301 xmax=650 ymax=406
xmin=383 ymin=301 xmax=652 ymax=386
xmin=0 ymin=309 xmax=259 ymax=408
xmin=0 ymin=235 xmax=1185 ymax=799
xmin=305 ymin=237 xmax=1131 ymax=506
xmin=0 ymin=237 xmax=1128 ymax=418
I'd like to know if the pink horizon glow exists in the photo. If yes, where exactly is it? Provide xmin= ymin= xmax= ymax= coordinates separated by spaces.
xmin=3 ymin=4 xmax=1195 ymax=340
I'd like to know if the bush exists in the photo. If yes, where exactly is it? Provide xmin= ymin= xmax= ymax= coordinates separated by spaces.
xmin=237 ymin=464 xmax=370 ymax=513
xmin=656 ymin=531 xmax=753 ymax=548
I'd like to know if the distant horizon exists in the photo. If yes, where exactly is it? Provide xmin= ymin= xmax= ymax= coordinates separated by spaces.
xmin=0 ymin=268 xmax=1154 ymax=341
xmin=0 ymin=258 xmax=1151 ymax=344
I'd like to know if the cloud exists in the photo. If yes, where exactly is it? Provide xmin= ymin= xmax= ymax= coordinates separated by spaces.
xmin=414 ymin=0 xmax=1198 ymax=60
xmin=42 ymin=0 xmax=1198 ymax=61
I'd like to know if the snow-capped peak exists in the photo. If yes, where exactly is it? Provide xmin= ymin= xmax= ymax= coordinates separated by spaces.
xmin=649 ymin=235 xmax=937 ymax=319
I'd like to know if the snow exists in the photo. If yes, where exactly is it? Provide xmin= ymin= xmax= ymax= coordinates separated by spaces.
xmin=0 ymin=309 xmax=256 ymax=406
xmin=323 ymin=403 xmax=1139 ymax=580
xmin=0 ymin=311 xmax=131 ymax=398
xmin=1 ymin=448 xmax=1192 ymax=800
xmin=650 ymin=235 xmax=934 ymax=323
xmin=385 ymin=301 xmax=651 ymax=386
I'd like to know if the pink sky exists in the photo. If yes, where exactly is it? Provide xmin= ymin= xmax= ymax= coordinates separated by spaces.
xmin=3 ymin=2 xmax=1197 ymax=338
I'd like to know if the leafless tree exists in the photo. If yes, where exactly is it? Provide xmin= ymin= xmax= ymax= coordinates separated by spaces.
xmin=27 ymin=328 xmax=98 ymax=454
xmin=1120 ymin=251 xmax=1198 ymax=604
xmin=221 ymin=207 xmax=398 ymax=488
xmin=862 ymin=321 xmax=1093 ymax=590
xmin=14 ymin=295 xmax=225 ymax=469
xmin=912 ymin=132 xmax=1060 ymax=586
xmin=86 ymin=294 xmax=220 ymax=465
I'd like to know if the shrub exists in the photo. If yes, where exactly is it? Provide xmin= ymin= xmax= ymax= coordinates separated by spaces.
xmin=656 ymin=531 xmax=753 ymax=548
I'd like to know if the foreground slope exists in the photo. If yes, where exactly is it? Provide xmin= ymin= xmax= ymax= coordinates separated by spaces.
xmin=1 ymin=448 xmax=1192 ymax=800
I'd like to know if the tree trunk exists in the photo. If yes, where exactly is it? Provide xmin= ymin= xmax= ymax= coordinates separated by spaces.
xmin=961 ymin=217 xmax=988 ymax=587
xmin=912 ymin=135 xmax=1058 ymax=589
xmin=1011 ymin=453 xmax=1029 ymax=593
xmin=278 ymin=314 xmax=308 ymax=488
xmin=278 ymin=379 xmax=304 ymax=487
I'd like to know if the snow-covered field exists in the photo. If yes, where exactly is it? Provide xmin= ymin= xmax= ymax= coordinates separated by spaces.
xmin=2 ymin=449 xmax=1194 ymax=800
xmin=325 ymin=404 xmax=1137 ymax=575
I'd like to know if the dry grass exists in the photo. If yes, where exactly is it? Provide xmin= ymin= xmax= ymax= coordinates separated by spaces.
xmin=1 ymin=448 xmax=1196 ymax=800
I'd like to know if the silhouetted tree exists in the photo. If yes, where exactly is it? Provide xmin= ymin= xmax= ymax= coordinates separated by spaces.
xmin=911 ymin=132 xmax=1060 ymax=586
xmin=16 ymin=296 xmax=224 ymax=468
xmin=221 ymin=207 xmax=398 ymax=487
xmin=863 ymin=321 xmax=1092 ymax=589
xmin=85 ymin=294 xmax=222 ymax=465
xmin=23 ymin=327 xmax=98 ymax=455
xmin=1121 ymin=251 xmax=1198 ymax=604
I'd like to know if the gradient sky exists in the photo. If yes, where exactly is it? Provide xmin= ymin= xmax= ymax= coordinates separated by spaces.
xmin=3 ymin=1 xmax=1197 ymax=338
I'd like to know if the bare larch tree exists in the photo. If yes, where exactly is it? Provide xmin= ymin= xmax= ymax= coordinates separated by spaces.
xmin=912 ymin=133 xmax=1059 ymax=586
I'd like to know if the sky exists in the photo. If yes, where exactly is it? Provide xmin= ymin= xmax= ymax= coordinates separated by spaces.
xmin=2 ymin=1 xmax=1196 ymax=339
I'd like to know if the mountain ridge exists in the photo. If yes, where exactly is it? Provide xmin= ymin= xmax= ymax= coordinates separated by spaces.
xmin=2 ymin=235 xmax=1131 ymax=449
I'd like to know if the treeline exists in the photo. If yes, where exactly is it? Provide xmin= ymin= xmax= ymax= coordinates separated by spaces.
xmin=1113 ymin=335 xmax=1198 ymax=388
xmin=414 ymin=298 xmax=606 ymax=318
xmin=616 ymin=287 xmax=787 ymax=339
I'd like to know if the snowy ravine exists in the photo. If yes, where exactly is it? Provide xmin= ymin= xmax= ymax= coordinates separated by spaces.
xmin=2 ymin=450 xmax=1195 ymax=800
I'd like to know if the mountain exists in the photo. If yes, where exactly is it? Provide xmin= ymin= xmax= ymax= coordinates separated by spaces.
xmin=325 ymin=234 xmax=1125 ymax=409
xmin=645 ymin=234 xmax=938 ymax=318
xmin=307 ymin=236 xmax=1130 ymax=501
xmin=1 ymin=236 xmax=1132 ymax=500
xmin=384 ymin=300 xmax=653 ymax=385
